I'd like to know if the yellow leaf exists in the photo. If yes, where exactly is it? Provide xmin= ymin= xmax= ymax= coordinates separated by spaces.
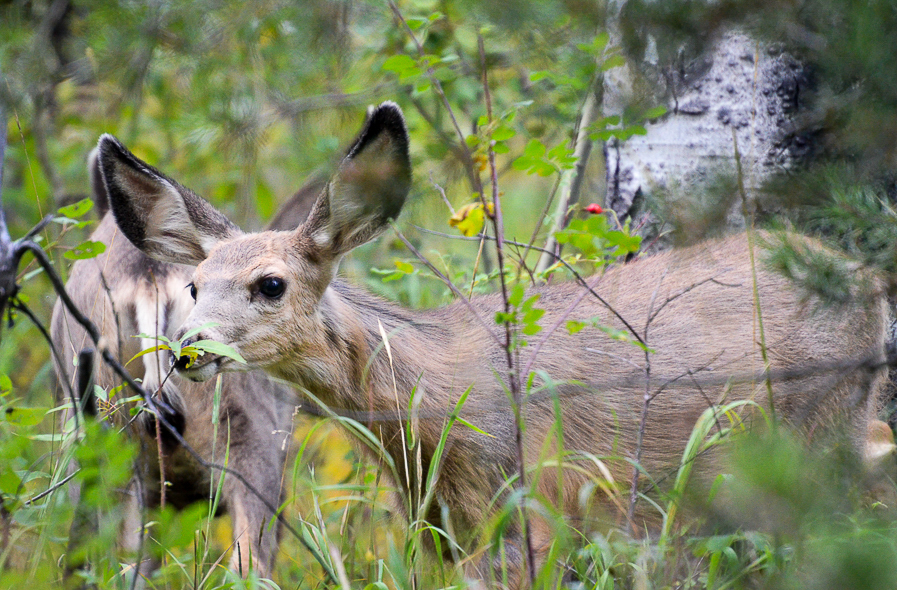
xmin=448 ymin=202 xmax=493 ymax=237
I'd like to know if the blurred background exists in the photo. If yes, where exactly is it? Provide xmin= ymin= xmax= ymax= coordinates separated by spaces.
xmin=5 ymin=0 xmax=897 ymax=588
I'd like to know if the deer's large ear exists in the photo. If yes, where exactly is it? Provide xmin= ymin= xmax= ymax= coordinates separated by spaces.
xmin=97 ymin=135 xmax=242 ymax=265
xmin=301 ymin=102 xmax=411 ymax=259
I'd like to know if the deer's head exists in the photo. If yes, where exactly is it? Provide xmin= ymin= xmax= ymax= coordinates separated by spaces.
xmin=98 ymin=103 xmax=411 ymax=382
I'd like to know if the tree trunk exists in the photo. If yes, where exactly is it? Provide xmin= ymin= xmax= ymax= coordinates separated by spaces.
xmin=603 ymin=29 xmax=809 ymax=248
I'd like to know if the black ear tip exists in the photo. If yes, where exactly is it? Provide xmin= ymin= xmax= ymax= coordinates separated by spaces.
xmin=96 ymin=133 xmax=129 ymax=167
xmin=371 ymin=101 xmax=405 ymax=127
xmin=364 ymin=101 xmax=409 ymax=151
xmin=344 ymin=101 xmax=410 ymax=167
xmin=97 ymin=133 xmax=121 ymax=153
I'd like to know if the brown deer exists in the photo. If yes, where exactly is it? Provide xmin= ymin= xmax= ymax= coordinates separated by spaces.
xmin=51 ymin=150 xmax=322 ymax=579
xmin=94 ymin=102 xmax=890 ymax=586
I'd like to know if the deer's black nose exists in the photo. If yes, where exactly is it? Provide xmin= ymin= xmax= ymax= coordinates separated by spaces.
xmin=172 ymin=338 xmax=195 ymax=371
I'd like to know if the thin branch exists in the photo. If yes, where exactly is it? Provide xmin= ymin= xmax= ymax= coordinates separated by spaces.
xmin=388 ymin=0 xmax=484 ymax=197
xmin=627 ymin=269 xmax=668 ymax=527
xmin=24 ymin=471 xmax=77 ymax=506
xmin=584 ymin=348 xmax=643 ymax=371
xmin=409 ymin=225 xmax=647 ymax=348
xmin=520 ymin=273 xmax=604 ymax=380
xmin=479 ymin=29 xmax=536 ymax=583
xmin=410 ymin=96 xmax=479 ymax=192
xmin=687 ymin=370 xmax=724 ymax=436
xmin=648 ymin=352 xmax=724 ymax=404
xmin=647 ymin=275 xmax=728 ymax=325
xmin=430 ymin=173 xmax=455 ymax=215
xmin=391 ymin=223 xmax=502 ymax=350
xmin=10 ymin=299 xmax=80 ymax=431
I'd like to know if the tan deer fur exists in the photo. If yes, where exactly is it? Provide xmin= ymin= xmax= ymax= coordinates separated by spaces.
xmin=51 ymin=153 xmax=322 ymax=578
xmin=95 ymin=102 xmax=890 ymax=586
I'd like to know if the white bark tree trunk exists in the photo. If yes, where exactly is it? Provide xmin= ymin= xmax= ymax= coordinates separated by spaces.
xmin=603 ymin=29 xmax=808 ymax=247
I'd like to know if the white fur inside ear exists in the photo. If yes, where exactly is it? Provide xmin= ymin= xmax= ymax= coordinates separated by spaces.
xmin=144 ymin=178 xmax=216 ymax=260
xmin=311 ymin=225 xmax=332 ymax=249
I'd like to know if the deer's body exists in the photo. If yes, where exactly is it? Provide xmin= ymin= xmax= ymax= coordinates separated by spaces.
xmin=249 ymin=232 xmax=885 ymax=536
xmin=94 ymin=102 xmax=889 ymax=585
xmin=51 ymin=161 xmax=321 ymax=577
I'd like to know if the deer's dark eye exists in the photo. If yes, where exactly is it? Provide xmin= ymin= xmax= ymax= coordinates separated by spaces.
xmin=187 ymin=282 xmax=197 ymax=300
xmin=258 ymin=277 xmax=286 ymax=299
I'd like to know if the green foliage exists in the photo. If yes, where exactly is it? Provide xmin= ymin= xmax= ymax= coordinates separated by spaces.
xmin=495 ymin=283 xmax=545 ymax=346
xmin=133 ymin=323 xmax=246 ymax=370
xmin=4 ymin=1 xmax=897 ymax=589
xmin=555 ymin=213 xmax=642 ymax=267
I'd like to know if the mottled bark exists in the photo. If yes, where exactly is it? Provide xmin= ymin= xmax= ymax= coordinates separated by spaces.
xmin=604 ymin=31 xmax=809 ymax=247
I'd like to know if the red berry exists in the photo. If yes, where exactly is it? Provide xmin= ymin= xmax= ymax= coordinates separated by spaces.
xmin=585 ymin=203 xmax=603 ymax=214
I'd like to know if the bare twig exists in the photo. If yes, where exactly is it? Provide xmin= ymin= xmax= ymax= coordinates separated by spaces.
xmin=478 ymin=32 xmax=536 ymax=584
xmin=647 ymin=274 xmax=731 ymax=325
xmin=391 ymin=223 xmax=502 ymax=350
xmin=627 ymin=269 xmax=666 ymax=527
xmin=430 ymin=173 xmax=455 ymax=215
xmin=410 ymin=225 xmax=647 ymax=348
xmin=24 ymin=471 xmax=77 ymax=506
xmin=520 ymin=273 xmax=604 ymax=380
xmin=649 ymin=352 xmax=724 ymax=404
xmin=687 ymin=370 xmax=724 ymax=436
xmin=10 ymin=300 xmax=80 ymax=430
xmin=388 ymin=0 xmax=484 ymax=197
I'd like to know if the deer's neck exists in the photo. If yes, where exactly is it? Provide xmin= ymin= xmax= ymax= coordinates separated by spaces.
xmin=275 ymin=280 xmax=467 ymax=419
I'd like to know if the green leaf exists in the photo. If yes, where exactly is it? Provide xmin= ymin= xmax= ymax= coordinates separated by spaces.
xmin=52 ymin=217 xmax=92 ymax=229
xmin=0 ymin=469 xmax=22 ymax=495
xmin=0 ymin=373 xmax=11 ymax=394
xmin=188 ymin=340 xmax=246 ymax=364
xmin=592 ymin=115 xmax=621 ymax=129
xmin=455 ymin=417 xmax=494 ymax=437
xmin=4 ymin=406 xmax=47 ymax=426
xmin=58 ymin=198 xmax=93 ymax=219
xmin=566 ymin=320 xmax=586 ymax=334
xmin=522 ymin=139 xmax=546 ymax=158
xmin=508 ymin=283 xmax=525 ymax=308
xmin=600 ymin=54 xmax=626 ymax=71
xmin=492 ymin=124 xmax=516 ymax=141
xmin=64 ymin=240 xmax=106 ymax=260
xmin=126 ymin=344 xmax=171 ymax=367
xmin=382 ymin=54 xmax=416 ymax=74
xmin=405 ymin=17 xmax=427 ymax=30
xmin=577 ymin=32 xmax=610 ymax=55
xmin=642 ymin=105 xmax=668 ymax=120
xmin=522 ymin=322 xmax=542 ymax=336
xmin=495 ymin=311 xmax=515 ymax=325
xmin=395 ymin=260 xmax=414 ymax=274
xmin=178 ymin=322 xmax=219 ymax=343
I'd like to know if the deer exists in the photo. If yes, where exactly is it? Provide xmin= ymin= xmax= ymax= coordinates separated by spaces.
xmin=93 ymin=101 xmax=891 ymax=586
xmin=50 ymin=149 xmax=323 ymax=579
